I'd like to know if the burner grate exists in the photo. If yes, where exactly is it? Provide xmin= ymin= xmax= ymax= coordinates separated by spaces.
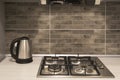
xmin=40 ymin=56 xmax=69 ymax=75
xmin=68 ymin=56 xmax=100 ymax=76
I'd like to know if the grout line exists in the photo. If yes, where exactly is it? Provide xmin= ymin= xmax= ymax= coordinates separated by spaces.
xmin=46 ymin=43 xmax=106 ymax=44
xmin=105 ymin=2 xmax=107 ymax=55
xmin=49 ymin=5 xmax=52 ymax=54
xmin=5 ymin=29 xmax=111 ymax=31
xmin=5 ymin=29 xmax=120 ymax=31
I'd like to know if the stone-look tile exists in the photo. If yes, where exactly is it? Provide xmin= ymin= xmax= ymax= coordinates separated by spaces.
xmin=106 ymin=30 xmax=120 ymax=55
xmin=106 ymin=2 xmax=120 ymax=55
xmin=51 ymin=3 xmax=105 ymax=29
xmin=5 ymin=30 xmax=50 ymax=54
xmin=51 ymin=44 xmax=72 ymax=54
xmin=5 ymin=2 xmax=17 ymax=15
xmin=51 ymin=30 xmax=105 ymax=54
xmin=5 ymin=2 xmax=49 ymax=30
xmin=106 ymin=2 xmax=120 ymax=29
xmin=5 ymin=2 xmax=49 ymax=16
xmin=51 ymin=5 xmax=72 ymax=15
xmin=51 ymin=44 xmax=105 ymax=54
xmin=5 ymin=2 xmax=120 ymax=55
xmin=51 ymin=30 xmax=71 ymax=38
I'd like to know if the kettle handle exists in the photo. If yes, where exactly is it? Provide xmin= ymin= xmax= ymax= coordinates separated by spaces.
xmin=10 ymin=38 xmax=20 ymax=59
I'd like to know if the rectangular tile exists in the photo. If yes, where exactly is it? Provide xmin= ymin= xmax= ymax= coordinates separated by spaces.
xmin=5 ymin=2 xmax=49 ymax=30
xmin=5 ymin=30 xmax=50 ymax=54
xmin=50 ymin=30 xmax=105 ymax=54
xmin=106 ymin=30 xmax=120 ymax=55
xmin=106 ymin=2 xmax=120 ymax=29
xmin=51 ymin=3 xmax=105 ymax=29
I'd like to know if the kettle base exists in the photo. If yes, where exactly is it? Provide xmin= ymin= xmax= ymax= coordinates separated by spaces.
xmin=16 ymin=57 xmax=33 ymax=64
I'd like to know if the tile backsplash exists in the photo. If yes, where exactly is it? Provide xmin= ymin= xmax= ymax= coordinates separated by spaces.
xmin=5 ymin=2 xmax=120 ymax=55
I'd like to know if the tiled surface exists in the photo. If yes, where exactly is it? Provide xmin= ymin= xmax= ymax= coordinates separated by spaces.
xmin=106 ymin=2 xmax=120 ymax=29
xmin=5 ymin=2 xmax=120 ymax=55
xmin=51 ymin=4 xmax=105 ymax=29
xmin=106 ymin=2 xmax=120 ymax=55
xmin=5 ymin=2 xmax=49 ymax=30
xmin=106 ymin=30 xmax=120 ymax=55
xmin=5 ymin=30 xmax=50 ymax=54
xmin=51 ymin=30 xmax=105 ymax=54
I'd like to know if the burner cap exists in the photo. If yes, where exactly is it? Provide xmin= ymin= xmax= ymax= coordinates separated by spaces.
xmin=86 ymin=66 xmax=94 ymax=73
xmin=86 ymin=69 xmax=93 ymax=73
xmin=72 ymin=60 xmax=81 ymax=65
xmin=74 ymin=67 xmax=85 ymax=74
xmin=48 ymin=65 xmax=61 ymax=72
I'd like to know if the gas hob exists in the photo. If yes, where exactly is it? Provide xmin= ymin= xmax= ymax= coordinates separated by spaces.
xmin=37 ymin=56 xmax=114 ymax=78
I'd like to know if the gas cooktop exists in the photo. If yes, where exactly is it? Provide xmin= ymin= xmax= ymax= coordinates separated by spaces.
xmin=37 ymin=56 xmax=114 ymax=78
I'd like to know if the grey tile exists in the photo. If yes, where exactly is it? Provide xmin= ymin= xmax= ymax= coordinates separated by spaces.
xmin=51 ymin=43 xmax=105 ymax=54
xmin=32 ymin=44 xmax=50 ymax=54
xmin=106 ymin=48 xmax=120 ymax=55
xmin=51 ymin=4 xmax=72 ymax=15
xmin=71 ymin=30 xmax=94 ymax=34
xmin=106 ymin=30 xmax=120 ymax=35
xmin=106 ymin=2 xmax=120 ymax=29
xmin=50 ymin=30 xmax=105 ymax=54
xmin=5 ymin=3 xmax=49 ymax=30
xmin=5 ymin=24 xmax=49 ymax=30
xmin=51 ymin=4 xmax=105 ymax=29
xmin=51 ymin=44 xmax=72 ymax=54
xmin=51 ymin=39 xmax=71 ymax=44
xmin=51 ymin=30 xmax=71 ymax=38
xmin=106 ymin=30 xmax=120 ymax=55
xmin=5 ymin=30 xmax=49 ymax=54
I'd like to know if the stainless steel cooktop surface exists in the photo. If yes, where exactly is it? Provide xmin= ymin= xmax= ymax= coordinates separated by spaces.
xmin=37 ymin=56 xmax=114 ymax=78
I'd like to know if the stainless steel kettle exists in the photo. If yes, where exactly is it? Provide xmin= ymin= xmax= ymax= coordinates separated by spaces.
xmin=10 ymin=37 xmax=33 ymax=63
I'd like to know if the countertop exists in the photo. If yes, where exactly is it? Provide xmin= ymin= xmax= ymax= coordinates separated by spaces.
xmin=0 ymin=56 xmax=120 ymax=80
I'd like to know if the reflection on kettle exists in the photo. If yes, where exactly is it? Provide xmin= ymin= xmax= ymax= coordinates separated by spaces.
xmin=10 ymin=37 xmax=33 ymax=64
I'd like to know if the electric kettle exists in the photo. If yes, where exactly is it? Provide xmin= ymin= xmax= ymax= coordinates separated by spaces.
xmin=10 ymin=37 xmax=33 ymax=64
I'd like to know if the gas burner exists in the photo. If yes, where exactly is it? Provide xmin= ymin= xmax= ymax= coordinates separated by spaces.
xmin=74 ymin=66 xmax=85 ymax=74
xmin=71 ymin=60 xmax=81 ymax=65
xmin=40 ymin=56 xmax=68 ymax=75
xmin=48 ymin=66 xmax=65 ymax=75
xmin=69 ymin=57 xmax=99 ymax=76
xmin=86 ymin=66 xmax=98 ymax=75
xmin=48 ymin=65 xmax=62 ymax=72
xmin=86 ymin=68 xmax=93 ymax=73
xmin=50 ymin=69 xmax=64 ymax=75
xmin=41 ymin=65 xmax=67 ymax=75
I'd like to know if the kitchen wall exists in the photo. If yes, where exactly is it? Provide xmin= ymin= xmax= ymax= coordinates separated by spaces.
xmin=0 ymin=1 xmax=5 ymax=60
xmin=5 ymin=2 xmax=120 ymax=55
